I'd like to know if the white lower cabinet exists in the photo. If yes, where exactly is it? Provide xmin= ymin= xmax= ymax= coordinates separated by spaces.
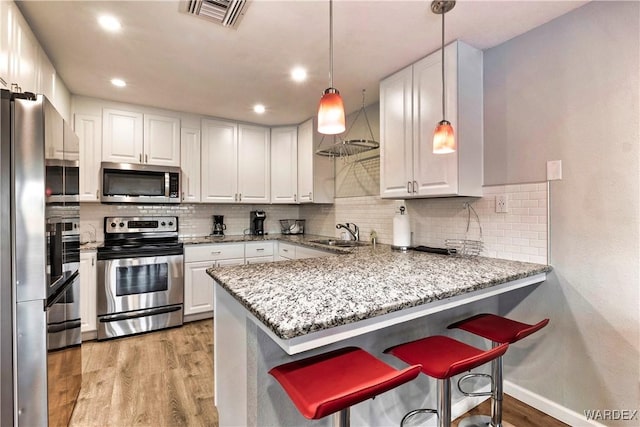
xmin=184 ymin=243 xmax=245 ymax=320
xmin=184 ymin=241 xmax=332 ymax=321
xmin=277 ymin=242 xmax=334 ymax=260
xmin=79 ymin=251 xmax=97 ymax=336
xmin=184 ymin=260 xmax=220 ymax=317
xmin=277 ymin=242 xmax=296 ymax=260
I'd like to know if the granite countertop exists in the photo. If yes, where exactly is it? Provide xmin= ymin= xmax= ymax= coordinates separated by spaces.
xmin=208 ymin=244 xmax=552 ymax=340
xmin=181 ymin=233 xmax=357 ymax=255
xmin=80 ymin=241 xmax=102 ymax=251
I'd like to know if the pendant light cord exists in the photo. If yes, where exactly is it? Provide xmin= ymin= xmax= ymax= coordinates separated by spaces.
xmin=329 ymin=0 xmax=334 ymax=88
xmin=441 ymin=10 xmax=445 ymax=121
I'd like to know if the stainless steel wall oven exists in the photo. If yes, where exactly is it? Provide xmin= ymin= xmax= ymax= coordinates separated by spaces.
xmin=96 ymin=216 xmax=184 ymax=340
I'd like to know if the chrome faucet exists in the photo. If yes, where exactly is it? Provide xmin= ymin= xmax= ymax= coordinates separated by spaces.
xmin=336 ymin=223 xmax=359 ymax=241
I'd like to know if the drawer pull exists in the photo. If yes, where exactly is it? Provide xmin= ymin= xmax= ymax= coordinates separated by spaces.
xmin=211 ymin=251 xmax=222 ymax=255
xmin=256 ymin=248 xmax=264 ymax=251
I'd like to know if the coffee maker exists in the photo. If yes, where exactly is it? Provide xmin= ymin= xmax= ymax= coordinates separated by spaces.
xmin=250 ymin=211 xmax=266 ymax=236
xmin=212 ymin=215 xmax=226 ymax=236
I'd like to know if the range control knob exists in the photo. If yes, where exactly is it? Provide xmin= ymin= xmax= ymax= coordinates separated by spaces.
xmin=168 ymin=221 xmax=173 ymax=226
xmin=119 ymin=222 xmax=124 ymax=228
xmin=110 ymin=222 xmax=116 ymax=228
xmin=161 ymin=222 xmax=166 ymax=226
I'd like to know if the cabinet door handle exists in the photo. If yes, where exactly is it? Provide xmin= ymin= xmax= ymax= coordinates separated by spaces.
xmin=96 ymin=190 xmax=99 ymax=199
xmin=294 ymin=194 xmax=297 ymax=202
xmin=282 ymin=249 xmax=289 ymax=252
xmin=308 ymin=191 xmax=312 ymax=200
xmin=413 ymin=181 xmax=418 ymax=193
xmin=407 ymin=181 xmax=412 ymax=194
xmin=145 ymin=154 xmax=148 ymax=163
xmin=91 ymin=258 xmax=95 ymax=267
xmin=239 ymin=193 xmax=242 ymax=201
xmin=139 ymin=154 xmax=142 ymax=163
xmin=182 ymin=192 xmax=185 ymax=201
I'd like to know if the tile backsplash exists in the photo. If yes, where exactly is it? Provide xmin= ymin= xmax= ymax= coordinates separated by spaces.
xmin=80 ymin=203 xmax=300 ymax=243
xmin=81 ymin=182 xmax=547 ymax=264
xmin=302 ymin=182 xmax=548 ymax=264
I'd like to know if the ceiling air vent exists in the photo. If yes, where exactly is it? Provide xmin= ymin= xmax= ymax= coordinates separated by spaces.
xmin=184 ymin=0 xmax=249 ymax=29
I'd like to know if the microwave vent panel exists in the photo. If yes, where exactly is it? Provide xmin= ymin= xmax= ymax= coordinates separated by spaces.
xmin=184 ymin=0 xmax=249 ymax=29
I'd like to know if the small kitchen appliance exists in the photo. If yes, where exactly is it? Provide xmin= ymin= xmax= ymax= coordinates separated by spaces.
xmin=250 ymin=211 xmax=266 ymax=235
xmin=212 ymin=215 xmax=226 ymax=236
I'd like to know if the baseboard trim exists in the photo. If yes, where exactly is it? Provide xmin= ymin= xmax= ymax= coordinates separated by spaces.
xmin=504 ymin=381 xmax=606 ymax=427
xmin=184 ymin=311 xmax=213 ymax=323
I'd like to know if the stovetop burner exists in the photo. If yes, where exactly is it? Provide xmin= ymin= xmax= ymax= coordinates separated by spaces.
xmin=98 ymin=216 xmax=183 ymax=260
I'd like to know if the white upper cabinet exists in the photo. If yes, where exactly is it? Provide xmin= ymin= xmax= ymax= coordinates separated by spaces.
xmin=144 ymin=114 xmax=181 ymax=166
xmin=102 ymin=108 xmax=144 ymax=163
xmin=200 ymin=119 xmax=270 ymax=204
xmin=379 ymin=66 xmax=413 ymax=199
xmin=201 ymin=118 xmax=238 ymax=203
xmin=238 ymin=124 xmax=270 ymax=203
xmin=75 ymin=114 xmax=101 ymax=202
xmin=380 ymin=40 xmax=483 ymax=199
xmin=297 ymin=118 xmax=334 ymax=204
xmin=271 ymin=126 xmax=298 ymax=204
xmin=9 ymin=5 xmax=37 ymax=93
xmin=180 ymin=127 xmax=201 ymax=203
xmin=102 ymin=109 xmax=180 ymax=166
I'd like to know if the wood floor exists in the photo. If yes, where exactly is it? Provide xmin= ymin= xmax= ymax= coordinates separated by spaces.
xmin=70 ymin=320 xmax=566 ymax=427
xmin=70 ymin=320 xmax=217 ymax=427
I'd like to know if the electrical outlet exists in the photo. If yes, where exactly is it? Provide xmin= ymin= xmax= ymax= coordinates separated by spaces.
xmin=495 ymin=194 xmax=508 ymax=213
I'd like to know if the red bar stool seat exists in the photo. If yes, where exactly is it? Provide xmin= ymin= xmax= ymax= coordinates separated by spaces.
xmin=448 ymin=314 xmax=549 ymax=427
xmin=385 ymin=335 xmax=509 ymax=427
xmin=269 ymin=346 xmax=422 ymax=426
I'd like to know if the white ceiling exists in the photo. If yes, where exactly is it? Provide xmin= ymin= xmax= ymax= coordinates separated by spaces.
xmin=17 ymin=0 xmax=588 ymax=126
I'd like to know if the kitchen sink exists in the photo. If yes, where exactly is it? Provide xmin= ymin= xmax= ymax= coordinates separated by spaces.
xmin=309 ymin=239 xmax=367 ymax=248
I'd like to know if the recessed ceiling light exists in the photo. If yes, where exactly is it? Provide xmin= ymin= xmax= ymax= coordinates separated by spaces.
xmin=98 ymin=15 xmax=121 ymax=32
xmin=291 ymin=67 xmax=307 ymax=83
xmin=111 ymin=78 xmax=126 ymax=88
xmin=253 ymin=104 xmax=266 ymax=114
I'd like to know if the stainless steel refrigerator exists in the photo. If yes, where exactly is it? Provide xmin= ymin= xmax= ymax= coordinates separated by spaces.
xmin=0 ymin=89 xmax=81 ymax=426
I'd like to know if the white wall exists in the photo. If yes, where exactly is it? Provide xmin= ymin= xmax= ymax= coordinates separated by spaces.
xmin=483 ymin=1 xmax=639 ymax=424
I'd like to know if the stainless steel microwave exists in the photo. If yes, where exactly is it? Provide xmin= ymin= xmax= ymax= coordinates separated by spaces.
xmin=100 ymin=162 xmax=181 ymax=204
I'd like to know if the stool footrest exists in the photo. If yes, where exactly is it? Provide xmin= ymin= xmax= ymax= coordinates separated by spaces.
xmin=401 ymin=408 xmax=438 ymax=427
xmin=457 ymin=373 xmax=493 ymax=397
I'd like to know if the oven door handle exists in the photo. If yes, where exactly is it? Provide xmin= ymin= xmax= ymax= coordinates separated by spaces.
xmin=99 ymin=305 xmax=182 ymax=323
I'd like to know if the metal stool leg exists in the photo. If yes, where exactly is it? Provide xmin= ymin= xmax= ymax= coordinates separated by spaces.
xmin=458 ymin=341 xmax=503 ymax=427
xmin=332 ymin=408 xmax=350 ymax=427
xmin=438 ymin=378 xmax=452 ymax=427
xmin=490 ymin=350 xmax=503 ymax=427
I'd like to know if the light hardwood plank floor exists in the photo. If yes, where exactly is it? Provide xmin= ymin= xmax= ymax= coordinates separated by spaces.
xmin=71 ymin=320 xmax=566 ymax=427
xmin=70 ymin=320 xmax=217 ymax=427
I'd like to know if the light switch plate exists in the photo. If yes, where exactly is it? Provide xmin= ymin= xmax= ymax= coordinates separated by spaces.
xmin=547 ymin=160 xmax=562 ymax=181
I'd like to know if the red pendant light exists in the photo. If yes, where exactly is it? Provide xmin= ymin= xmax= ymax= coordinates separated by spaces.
xmin=432 ymin=1 xmax=456 ymax=154
xmin=317 ymin=0 xmax=345 ymax=135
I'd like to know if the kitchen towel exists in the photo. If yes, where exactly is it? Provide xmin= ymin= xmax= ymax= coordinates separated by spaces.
xmin=393 ymin=206 xmax=411 ymax=248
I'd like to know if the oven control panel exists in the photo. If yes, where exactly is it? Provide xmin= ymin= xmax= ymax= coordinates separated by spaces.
xmin=104 ymin=216 xmax=178 ymax=234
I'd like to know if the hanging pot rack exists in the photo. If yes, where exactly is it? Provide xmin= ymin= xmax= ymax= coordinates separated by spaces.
xmin=315 ymin=89 xmax=380 ymax=158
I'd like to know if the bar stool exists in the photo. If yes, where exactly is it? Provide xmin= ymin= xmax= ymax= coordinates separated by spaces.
xmin=268 ymin=346 xmax=422 ymax=426
xmin=384 ymin=335 xmax=509 ymax=427
xmin=448 ymin=313 xmax=550 ymax=427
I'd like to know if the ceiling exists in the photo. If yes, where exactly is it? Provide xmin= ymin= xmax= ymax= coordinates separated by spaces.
xmin=17 ymin=0 xmax=588 ymax=126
